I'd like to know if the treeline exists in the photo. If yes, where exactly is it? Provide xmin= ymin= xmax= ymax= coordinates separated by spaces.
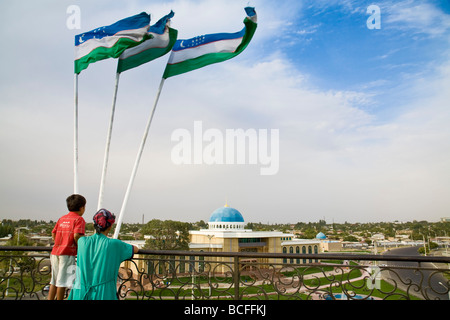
xmin=0 ymin=219 xmax=55 ymax=238
xmin=250 ymin=219 xmax=450 ymax=241
xmin=1 ymin=218 xmax=449 ymax=242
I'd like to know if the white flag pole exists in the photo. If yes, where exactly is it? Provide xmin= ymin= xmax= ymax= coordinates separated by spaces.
xmin=98 ymin=72 xmax=121 ymax=210
xmin=73 ymin=73 xmax=79 ymax=194
xmin=113 ymin=77 xmax=166 ymax=239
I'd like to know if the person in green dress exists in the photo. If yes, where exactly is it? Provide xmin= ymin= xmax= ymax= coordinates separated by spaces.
xmin=68 ymin=209 xmax=139 ymax=300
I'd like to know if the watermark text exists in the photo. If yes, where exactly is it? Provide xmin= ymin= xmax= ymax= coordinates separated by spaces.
xmin=66 ymin=5 xmax=81 ymax=30
xmin=171 ymin=121 xmax=279 ymax=176
xmin=367 ymin=4 xmax=381 ymax=29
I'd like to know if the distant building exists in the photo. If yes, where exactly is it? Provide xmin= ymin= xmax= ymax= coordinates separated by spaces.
xmin=282 ymin=231 xmax=342 ymax=258
xmin=190 ymin=204 xmax=298 ymax=272
xmin=28 ymin=235 xmax=53 ymax=246
xmin=316 ymin=232 xmax=343 ymax=252
xmin=371 ymin=233 xmax=385 ymax=241
xmin=189 ymin=204 xmax=295 ymax=254
xmin=189 ymin=204 xmax=331 ymax=272
xmin=281 ymin=238 xmax=321 ymax=264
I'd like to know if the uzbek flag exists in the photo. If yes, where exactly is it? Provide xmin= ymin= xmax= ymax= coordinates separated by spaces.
xmin=117 ymin=11 xmax=178 ymax=73
xmin=163 ymin=7 xmax=257 ymax=79
xmin=74 ymin=12 xmax=151 ymax=74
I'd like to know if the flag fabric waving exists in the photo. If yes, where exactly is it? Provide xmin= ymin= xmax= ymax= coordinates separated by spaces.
xmin=74 ymin=12 xmax=151 ymax=74
xmin=162 ymin=7 xmax=257 ymax=79
xmin=117 ymin=11 xmax=178 ymax=73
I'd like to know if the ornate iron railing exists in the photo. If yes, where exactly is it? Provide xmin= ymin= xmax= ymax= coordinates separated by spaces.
xmin=1 ymin=246 xmax=449 ymax=300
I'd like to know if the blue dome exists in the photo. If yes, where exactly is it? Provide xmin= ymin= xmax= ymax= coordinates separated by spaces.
xmin=209 ymin=206 xmax=244 ymax=223
xmin=316 ymin=232 xmax=326 ymax=240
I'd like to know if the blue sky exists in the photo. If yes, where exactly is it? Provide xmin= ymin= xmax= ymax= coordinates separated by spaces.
xmin=276 ymin=1 xmax=450 ymax=116
xmin=0 ymin=0 xmax=449 ymax=224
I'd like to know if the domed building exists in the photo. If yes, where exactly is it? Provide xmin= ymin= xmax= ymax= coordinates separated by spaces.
xmin=283 ymin=231 xmax=342 ymax=254
xmin=188 ymin=204 xmax=333 ymax=271
xmin=315 ymin=231 xmax=343 ymax=252
xmin=280 ymin=231 xmax=342 ymax=264
xmin=189 ymin=204 xmax=294 ymax=257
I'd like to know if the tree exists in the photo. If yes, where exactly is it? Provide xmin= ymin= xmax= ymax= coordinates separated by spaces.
xmin=141 ymin=219 xmax=190 ymax=251
xmin=418 ymin=241 xmax=439 ymax=255
xmin=0 ymin=224 xmax=14 ymax=238
xmin=196 ymin=220 xmax=208 ymax=229
xmin=343 ymin=235 xmax=359 ymax=242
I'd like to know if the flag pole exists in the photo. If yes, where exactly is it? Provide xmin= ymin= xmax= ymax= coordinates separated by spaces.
xmin=113 ymin=77 xmax=166 ymax=239
xmin=98 ymin=72 xmax=121 ymax=210
xmin=73 ymin=73 xmax=79 ymax=194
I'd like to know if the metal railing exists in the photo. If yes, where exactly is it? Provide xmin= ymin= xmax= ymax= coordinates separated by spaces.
xmin=1 ymin=246 xmax=449 ymax=300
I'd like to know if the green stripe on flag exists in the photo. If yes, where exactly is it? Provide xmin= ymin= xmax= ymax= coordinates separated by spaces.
xmin=117 ymin=28 xmax=178 ymax=73
xmin=75 ymin=36 xmax=150 ymax=74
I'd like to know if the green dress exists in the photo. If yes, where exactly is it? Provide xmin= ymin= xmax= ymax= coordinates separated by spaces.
xmin=68 ymin=233 xmax=133 ymax=300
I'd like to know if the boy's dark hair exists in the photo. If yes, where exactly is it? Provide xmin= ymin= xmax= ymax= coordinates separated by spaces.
xmin=66 ymin=194 xmax=86 ymax=212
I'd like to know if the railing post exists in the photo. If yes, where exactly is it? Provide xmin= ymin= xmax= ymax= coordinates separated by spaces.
xmin=234 ymin=255 xmax=240 ymax=300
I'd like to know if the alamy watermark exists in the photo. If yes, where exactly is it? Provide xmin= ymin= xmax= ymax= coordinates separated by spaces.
xmin=171 ymin=121 xmax=280 ymax=176
xmin=367 ymin=4 xmax=381 ymax=30
xmin=66 ymin=5 xmax=81 ymax=30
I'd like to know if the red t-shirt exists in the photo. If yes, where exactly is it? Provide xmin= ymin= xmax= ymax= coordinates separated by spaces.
xmin=51 ymin=212 xmax=86 ymax=256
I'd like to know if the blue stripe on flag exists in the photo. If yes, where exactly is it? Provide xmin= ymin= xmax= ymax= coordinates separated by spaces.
xmin=172 ymin=27 xmax=246 ymax=51
xmin=149 ymin=10 xmax=175 ymax=34
xmin=75 ymin=12 xmax=150 ymax=46
xmin=245 ymin=7 xmax=256 ymax=17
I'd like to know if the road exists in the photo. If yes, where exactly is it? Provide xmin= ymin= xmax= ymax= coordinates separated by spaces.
xmin=382 ymin=246 xmax=449 ymax=300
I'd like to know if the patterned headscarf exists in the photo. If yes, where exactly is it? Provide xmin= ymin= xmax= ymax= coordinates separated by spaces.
xmin=93 ymin=209 xmax=116 ymax=232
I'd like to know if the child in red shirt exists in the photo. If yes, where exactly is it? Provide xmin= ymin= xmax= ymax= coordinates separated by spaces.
xmin=48 ymin=194 xmax=86 ymax=300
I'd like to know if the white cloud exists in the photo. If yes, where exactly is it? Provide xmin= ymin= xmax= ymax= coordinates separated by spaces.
xmin=384 ymin=0 xmax=450 ymax=37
